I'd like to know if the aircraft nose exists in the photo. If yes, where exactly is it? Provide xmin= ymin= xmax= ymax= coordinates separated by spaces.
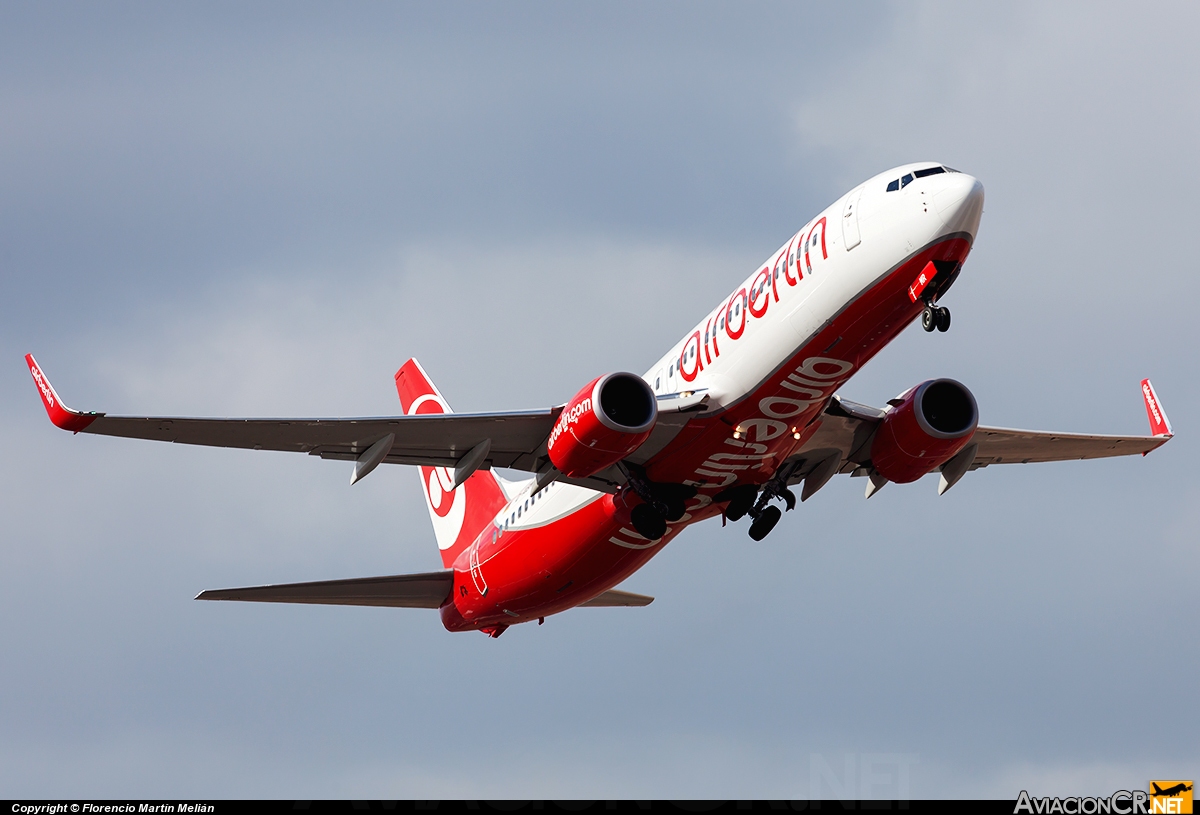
xmin=934 ymin=174 xmax=984 ymax=239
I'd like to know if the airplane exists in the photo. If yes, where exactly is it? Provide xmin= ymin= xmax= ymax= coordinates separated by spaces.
xmin=1151 ymin=783 xmax=1193 ymax=797
xmin=26 ymin=162 xmax=1175 ymax=638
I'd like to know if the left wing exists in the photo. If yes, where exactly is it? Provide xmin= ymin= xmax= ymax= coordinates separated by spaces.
xmin=789 ymin=380 xmax=1172 ymax=495
xmin=968 ymin=425 xmax=1168 ymax=466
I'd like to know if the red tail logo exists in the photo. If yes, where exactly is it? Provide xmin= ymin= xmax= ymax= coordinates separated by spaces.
xmin=395 ymin=360 xmax=508 ymax=568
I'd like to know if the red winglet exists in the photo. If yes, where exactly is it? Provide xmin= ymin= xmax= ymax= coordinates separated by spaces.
xmin=1141 ymin=379 xmax=1172 ymax=438
xmin=25 ymin=354 xmax=99 ymax=433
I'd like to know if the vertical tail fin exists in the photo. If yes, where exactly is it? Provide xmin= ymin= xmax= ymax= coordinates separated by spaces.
xmin=394 ymin=359 xmax=509 ymax=568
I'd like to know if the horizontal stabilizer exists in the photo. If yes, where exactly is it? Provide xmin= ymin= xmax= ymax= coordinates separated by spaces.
xmin=196 ymin=570 xmax=453 ymax=608
xmin=578 ymin=589 xmax=654 ymax=607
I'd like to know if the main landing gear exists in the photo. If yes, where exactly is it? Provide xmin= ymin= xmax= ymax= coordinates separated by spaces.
xmin=620 ymin=462 xmax=695 ymax=541
xmin=717 ymin=462 xmax=801 ymax=541
xmin=748 ymin=506 xmax=782 ymax=541
xmin=922 ymin=303 xmax=951 ymax=333
xmin=630 ymin=503 xmax=667 ymax=541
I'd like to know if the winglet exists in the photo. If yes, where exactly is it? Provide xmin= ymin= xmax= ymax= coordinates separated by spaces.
xmin=25 ymin=354 xmax=101 ymax=433
xmin=1141 ymin=379 xmax=1173 ymax=438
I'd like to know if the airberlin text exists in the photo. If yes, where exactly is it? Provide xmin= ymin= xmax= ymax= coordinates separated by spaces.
xmin=1014 ymin=789 xmax=1150 ymax=814
xmin=30 ymin=364 xmax=55 ymax=409
xmin=547 ymin=397 xmax=592 ymax=452
xmin=687 ymin=355 xmax=854 ymax=490
xmin=678 ymin=216 xmax=828 ymax=384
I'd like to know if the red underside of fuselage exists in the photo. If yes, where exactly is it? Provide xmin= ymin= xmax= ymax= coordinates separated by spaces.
xmin=442 ymin=235 xmax=973 ymax=634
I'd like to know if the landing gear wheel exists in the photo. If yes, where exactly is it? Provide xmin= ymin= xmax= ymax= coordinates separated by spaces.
xmin=922 ymin=305 xmax=937 ymax=332
xmin=716 ymin=483 xmax=759 ymax=522
xmin=935 ymin=306 xmax=951 ymax=332
xmin=630 ymin=504 xmax=667 ymax=540
xmin=725 ymin=496 xmax=754 ymax=522
xmin=748 ymin=505 xmax=782 ymax=541
xmin=664 ymin=498 xmax=687 ymax=522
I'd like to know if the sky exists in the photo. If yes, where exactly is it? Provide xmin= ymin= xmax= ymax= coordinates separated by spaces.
xmin=1 ymin=0 xmax=1197 ymax=800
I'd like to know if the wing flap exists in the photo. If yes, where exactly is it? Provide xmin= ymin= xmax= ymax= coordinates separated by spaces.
xmin=196 ymin=570 xmax=454 ymax=608
xmin=578 ymin=589 xmax=655 ymax=607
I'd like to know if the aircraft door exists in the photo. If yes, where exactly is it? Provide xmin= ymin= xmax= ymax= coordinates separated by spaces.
xmin=469 ymin=544 xmax=489 ymax=596
xmin=842 ymin=186 xmax=863 ymax=250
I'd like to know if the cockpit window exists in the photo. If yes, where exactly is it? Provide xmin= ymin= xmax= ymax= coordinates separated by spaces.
xmin=888 ymin=166 xmax=958 ymax=192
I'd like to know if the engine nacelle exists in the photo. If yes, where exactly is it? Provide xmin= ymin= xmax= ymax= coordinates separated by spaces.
xmin=870 ymin=379 xmax=978 ymax=484
xmin=547 ymin=372 xmax=657 ymax=478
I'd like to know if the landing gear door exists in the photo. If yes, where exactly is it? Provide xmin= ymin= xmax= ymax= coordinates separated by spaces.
xmin=842 ymin=185 xmax=863 ymax=251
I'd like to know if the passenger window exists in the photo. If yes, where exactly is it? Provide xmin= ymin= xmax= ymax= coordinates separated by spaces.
xmin=901 ymin=173 xmax=914 ymax=188
xmin=655 ymin=377 xmax=661 ymax=389
xmin=886 ymin=179 xmax=899 ymax=192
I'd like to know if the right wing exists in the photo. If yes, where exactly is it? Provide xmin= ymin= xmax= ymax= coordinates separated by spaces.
xmin=28 ymin=353 xmax=559 ymax=472
xmin=26 ymin=355 xmax=706 ymax=491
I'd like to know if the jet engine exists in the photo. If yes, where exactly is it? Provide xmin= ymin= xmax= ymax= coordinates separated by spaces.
xmin=870 ymin=379 xmax=978 ymax=483
xmin=547 ymin=373 xmax=657 ymax=478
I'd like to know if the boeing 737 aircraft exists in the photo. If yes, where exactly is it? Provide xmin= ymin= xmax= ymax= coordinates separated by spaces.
xmin=27 ymin=163 xmax=1174 ymax=637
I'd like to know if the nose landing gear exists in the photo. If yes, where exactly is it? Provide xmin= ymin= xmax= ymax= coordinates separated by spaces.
xmin=922 ymin=303 xmax=951 ymax=333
